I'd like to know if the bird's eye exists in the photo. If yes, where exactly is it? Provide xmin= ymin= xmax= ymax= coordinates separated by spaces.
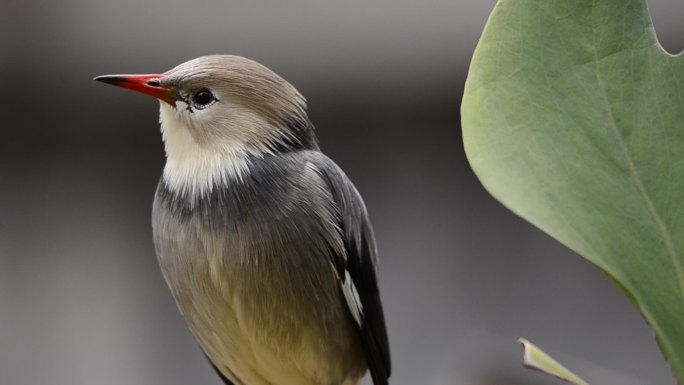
xmin=192 ymin=89 xmax=215 ymax=108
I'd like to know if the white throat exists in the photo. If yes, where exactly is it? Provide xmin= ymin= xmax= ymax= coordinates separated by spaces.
xmin=159 ymin=103 xmax=252 ymax=198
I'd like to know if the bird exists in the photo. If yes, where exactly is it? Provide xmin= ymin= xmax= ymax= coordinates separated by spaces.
xmin=94 ymin=55 xmax=391 ymax=385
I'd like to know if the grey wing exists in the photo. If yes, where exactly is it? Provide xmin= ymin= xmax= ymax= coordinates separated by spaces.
xmin=308 ymin=152 xmax=391 ymax=385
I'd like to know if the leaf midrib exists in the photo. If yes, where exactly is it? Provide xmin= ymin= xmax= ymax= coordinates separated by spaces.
xmin=589 ymin=0 xmax=684 ymax=307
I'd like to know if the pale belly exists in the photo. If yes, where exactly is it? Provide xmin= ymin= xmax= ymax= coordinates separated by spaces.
xmin=160 ymin=244 xmax=367 ymax=385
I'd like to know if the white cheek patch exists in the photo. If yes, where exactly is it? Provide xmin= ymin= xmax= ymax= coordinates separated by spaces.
xmin=174 ymin=99 xmax=193 ymax=113
xmin=159 ymin=103 xmax=251 ymax=200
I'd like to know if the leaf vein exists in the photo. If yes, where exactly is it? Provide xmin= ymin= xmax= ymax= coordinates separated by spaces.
xmin=590 ymin=0 xmax=684 ymax=306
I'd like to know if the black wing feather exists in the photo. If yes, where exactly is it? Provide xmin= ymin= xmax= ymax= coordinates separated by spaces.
xmin=310 ymin=152 xmax=391 ymax=385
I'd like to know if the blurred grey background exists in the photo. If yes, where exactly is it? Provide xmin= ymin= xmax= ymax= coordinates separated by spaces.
xmin=1 ymin=1 xmax=683 ymax=384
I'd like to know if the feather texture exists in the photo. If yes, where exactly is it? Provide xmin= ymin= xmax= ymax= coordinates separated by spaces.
xmin=310 ymin=154 xmax=392 ymax=385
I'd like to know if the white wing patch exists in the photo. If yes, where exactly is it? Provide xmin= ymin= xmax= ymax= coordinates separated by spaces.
xmin=341 ymin=270 xmax=364 ymax=326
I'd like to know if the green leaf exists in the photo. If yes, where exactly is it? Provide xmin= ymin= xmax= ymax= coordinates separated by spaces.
xmin=461 ymin=0 xmax=684 ymax=382
xmin=518 ymin=338 xmax=589 ymax=385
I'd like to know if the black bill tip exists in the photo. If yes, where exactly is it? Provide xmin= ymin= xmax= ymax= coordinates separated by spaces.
xmin=94 ymin=75 xmax=127 ymax=85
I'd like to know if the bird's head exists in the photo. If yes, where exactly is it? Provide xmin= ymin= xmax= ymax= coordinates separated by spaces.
xmin=95 ymin=55 xmax=318 ymax=197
